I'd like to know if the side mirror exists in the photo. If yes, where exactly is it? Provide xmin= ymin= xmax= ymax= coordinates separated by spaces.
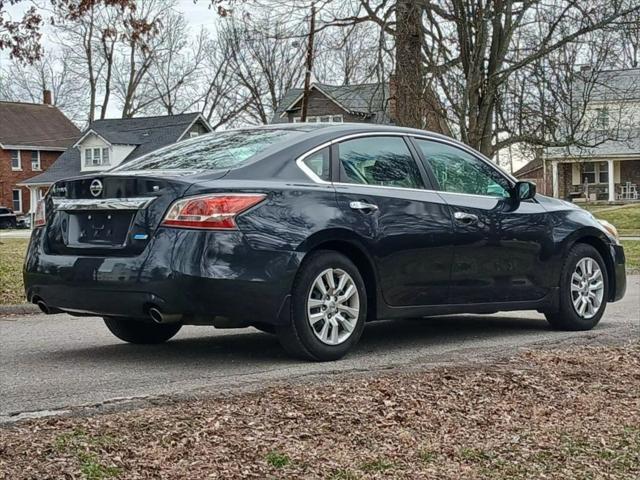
xmin=514 ymin=181 xmax=536 ymax=201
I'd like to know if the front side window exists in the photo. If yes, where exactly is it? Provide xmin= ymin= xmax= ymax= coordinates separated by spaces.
xmin=10 ymin=150 xmax=21 ymax=170
xmin=12 ymin=189 xmax=22 ymax=212
xmin=301 ymin=147 xmax=330 ymax=181
xmin=31 ymin=151 xmax=41 ymax=170
xmin=338 ymin=136 xmax=424 ymax=189
xmin=415 ymin=139 xmax=510 ymax=198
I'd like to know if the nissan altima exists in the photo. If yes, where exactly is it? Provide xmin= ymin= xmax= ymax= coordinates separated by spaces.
xmin=24 ymin=124 xmax=626 ymax=361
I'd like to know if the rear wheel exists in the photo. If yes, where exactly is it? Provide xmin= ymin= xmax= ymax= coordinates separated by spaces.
xmin=103 ymin=317 xmax=182 ymax=344
xmin=545 ymin=243 xmax=608 ymax=331
xmin=276 ymin=250 xmax=367 ymax=361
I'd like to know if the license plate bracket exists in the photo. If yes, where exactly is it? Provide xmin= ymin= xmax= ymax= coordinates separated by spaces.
xmin=66 ymin=211 xmax=134 ymax=246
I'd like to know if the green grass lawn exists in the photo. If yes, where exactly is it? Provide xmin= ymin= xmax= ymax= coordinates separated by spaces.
xmin=0 ymin=238 xmax=29 ymax=305
xmin=622 ymin=240 xmax=640 ymax=273
xmin=583 ymin=204 xmax=640 ymax=237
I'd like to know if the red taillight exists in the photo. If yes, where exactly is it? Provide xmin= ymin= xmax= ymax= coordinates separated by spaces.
xmin=34 ymin=199 xmax=47 ymax=227
xmin=161 ymin=194 xmax=266 ymax=230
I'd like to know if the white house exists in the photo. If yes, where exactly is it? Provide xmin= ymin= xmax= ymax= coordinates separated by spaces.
xmin=541 ymin=68 xmax=640 ymax=202
xmin=20 ymin=112 xmax=211 ymax=210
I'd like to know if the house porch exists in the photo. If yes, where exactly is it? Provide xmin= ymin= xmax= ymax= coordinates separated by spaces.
xmin=548 ymin=158 xmax=640 ymax=203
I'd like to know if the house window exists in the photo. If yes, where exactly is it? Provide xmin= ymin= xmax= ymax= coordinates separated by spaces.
xmin=293 ymin=114 xmax=343 ymax=123
xmin=595 ymin=107 xmax=609 ymax=130
xmin=10 ymin=150 xmax=21 ymax=170
xmin=582 ymin=162 xmax=608 ymax=184
xmin=189 ymin=131 xmax=199 ymax=138
xmin=12 ymin=189 xmax=22 ymax=213
xmin=31 ymin=151 xmax=41 ymax=170
xmin=85 ymin=147 xmax=110 ymax=167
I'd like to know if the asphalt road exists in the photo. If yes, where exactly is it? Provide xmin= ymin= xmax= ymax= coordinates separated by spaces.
xmin=2 ymin=276 xmax=638 ymax=423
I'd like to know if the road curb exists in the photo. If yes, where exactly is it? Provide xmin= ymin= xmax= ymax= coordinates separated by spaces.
xmin=0 ymin=303 xmax=40 ymax=316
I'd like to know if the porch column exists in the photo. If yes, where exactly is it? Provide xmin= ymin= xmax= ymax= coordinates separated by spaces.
xmin=552 ymin=161 xmax=559 ymax=198
xmin=28 ymin=186 xmax=37 ymax=213
xmin=608 ymin=159 xmax=615 ymax=202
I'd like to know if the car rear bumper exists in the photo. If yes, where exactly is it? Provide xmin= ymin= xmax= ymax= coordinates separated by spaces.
xmin=24 ymin=227 xmax=301 ymax=325
xmin=610 ymin=243 xmax=626 ymax=302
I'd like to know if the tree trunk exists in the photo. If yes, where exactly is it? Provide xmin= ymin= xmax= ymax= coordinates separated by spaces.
xmin=394 ymin=0 xmax=424 ymax=129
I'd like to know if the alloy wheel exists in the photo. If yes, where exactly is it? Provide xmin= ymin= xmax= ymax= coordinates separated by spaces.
xmin=570 ymin=257 xmax=604 ymax=319
xmin=307 ymin=268 xmax=360 ymax=345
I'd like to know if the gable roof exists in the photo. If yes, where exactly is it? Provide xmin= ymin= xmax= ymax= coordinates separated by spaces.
xmin=21 ymin=112 xmax=210 ymax=185
xmin=513 ymin=157 xmax=543 ymax=178
xmin=0 ymin=101 xmax=80 ymax=149
xmin=272 ymin=82 xmax=390 ymax=123
xmin=581 ymin=68 xmax=640 ymax=102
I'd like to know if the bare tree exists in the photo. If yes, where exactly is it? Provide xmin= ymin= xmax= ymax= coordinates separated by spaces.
xmin=197 ymin=32 xmax=250 ymax=129
xmin=334 ymin=0 xmax=640 ymax=155
xmin=0 ymin=53 xmax=86 ymax=124
xmin=147 ymin=17 xmax=207 ymax=116
xmin=112 ymin=0 xmax=171 ymax=117
xmin=218 ymin=11 xmax=306 ymax=124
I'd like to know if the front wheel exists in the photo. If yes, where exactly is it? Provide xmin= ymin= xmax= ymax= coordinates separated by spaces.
xmin=277 ymin=250 xmax=367 ymax=361
xmin=103 ymin=317 xmax=182 ymax=344
xmin=545 ymin=243 xmax=608 ymax=331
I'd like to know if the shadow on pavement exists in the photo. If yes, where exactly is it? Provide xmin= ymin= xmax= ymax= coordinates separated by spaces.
xmin=39 ymin=314 xmax=581 ymax=366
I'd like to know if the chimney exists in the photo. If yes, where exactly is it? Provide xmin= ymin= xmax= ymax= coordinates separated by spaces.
xmin=43 ymin=89 xmax=52 ymax=105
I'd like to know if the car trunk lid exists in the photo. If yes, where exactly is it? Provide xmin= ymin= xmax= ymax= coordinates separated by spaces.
xmin=45 ymin=171 xmax=227 ymax=256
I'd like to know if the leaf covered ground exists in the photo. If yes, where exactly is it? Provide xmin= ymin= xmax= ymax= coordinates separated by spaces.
xmin=1 ymin=342 xmax=639 ymax=479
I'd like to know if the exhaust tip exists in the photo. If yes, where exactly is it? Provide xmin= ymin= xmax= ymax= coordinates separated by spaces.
xmin=36 ymin=300 xmax=50 ymax=315
xmin=149 ymin=307 xmax=163 ymax=323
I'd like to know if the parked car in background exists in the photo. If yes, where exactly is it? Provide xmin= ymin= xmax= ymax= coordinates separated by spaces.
xmin=16 ymin=214 xmax=31 ymax=229
xmin=23 ymin=124 xmax=626 ymax=361
xmin=0 ymin=207 xmax=17 ymax=229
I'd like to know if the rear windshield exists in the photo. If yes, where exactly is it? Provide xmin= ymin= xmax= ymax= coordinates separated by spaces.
xmin=113 ymin=128 xmax=307 ymax=171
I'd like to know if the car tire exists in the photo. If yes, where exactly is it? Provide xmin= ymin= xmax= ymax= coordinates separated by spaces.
xmin=276 ymin=250 xmax=367 ymax=361
xmin=545 ymin=243 xmax=608 ymax=331
xmin=103 ymin=317 xmax=182 ymax=344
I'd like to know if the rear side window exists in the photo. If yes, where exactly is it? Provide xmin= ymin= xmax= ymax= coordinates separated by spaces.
xmin=338 ymin=136 xmax=424 ymax=189
xmin=301 ymin=147 xmax=330 ymax=181
xmin=414 ymin=139 xmax=510 ymax=198
xmin=114 ymin=129 xmax=303 ymax=171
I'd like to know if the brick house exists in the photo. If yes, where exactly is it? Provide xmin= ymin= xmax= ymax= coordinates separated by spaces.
xmin=20 ymin=113 xmax=211 ymax=204
xmin=0 ymin=93 xmax=80 ymax=214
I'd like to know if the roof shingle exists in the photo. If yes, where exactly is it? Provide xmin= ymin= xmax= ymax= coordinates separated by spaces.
xmin=21 ymin=112 xmax=206 ymax=185
xmin=0 ymin=101 xmax=80 ymax=149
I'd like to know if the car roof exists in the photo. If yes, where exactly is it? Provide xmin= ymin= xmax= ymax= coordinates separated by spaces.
xmin=220 ymin=122 xmax=455 ymax=141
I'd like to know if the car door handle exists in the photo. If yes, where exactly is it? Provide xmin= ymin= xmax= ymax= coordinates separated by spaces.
xmin=350 ymin=201 xmax=379 ymax=212
xmin=454 ymin=211 xmax=479 ymax=224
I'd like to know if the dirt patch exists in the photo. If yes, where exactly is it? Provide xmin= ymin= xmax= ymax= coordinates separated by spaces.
xmin=1 ymin=341 xmax=639 ymax=479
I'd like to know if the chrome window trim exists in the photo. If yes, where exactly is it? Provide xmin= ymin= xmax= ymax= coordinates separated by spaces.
xmin=294 ymin=131 xmax=517 ymax=199
xmin=52 ymin=197 xmax=156 ymax=211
